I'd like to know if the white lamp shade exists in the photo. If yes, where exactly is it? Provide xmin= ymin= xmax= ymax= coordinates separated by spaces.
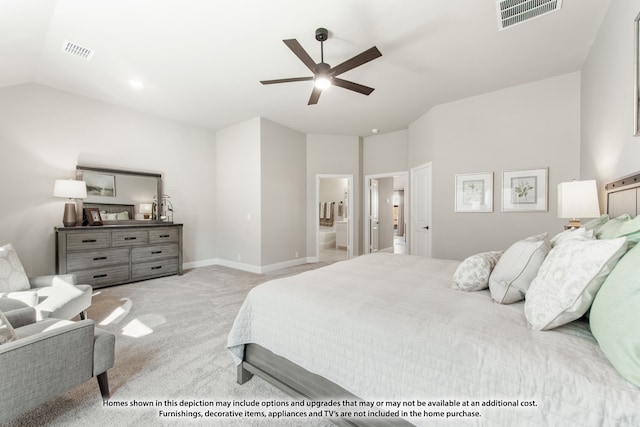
xmin=53 ymin=179 xmax=87 ymax=199
xmin=139 ymin=203 xmax=153 ymax=214
xmin=557 ymin=180 xmax=600 ymax=219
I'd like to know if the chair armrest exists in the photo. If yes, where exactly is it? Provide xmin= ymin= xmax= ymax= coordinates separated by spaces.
xmin=29 ymin=274 xmax=78 ymax=288
xmin=3 ymin=307 xmax=36 ymax=329
xmin=0 ymin=320 xmax=95 ymax=423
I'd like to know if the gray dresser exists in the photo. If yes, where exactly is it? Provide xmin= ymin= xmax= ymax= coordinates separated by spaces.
xmin=55 ymin=223 xmax=183 ymax=288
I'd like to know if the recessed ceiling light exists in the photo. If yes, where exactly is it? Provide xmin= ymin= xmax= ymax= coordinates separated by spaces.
xmin=129 ymin=80 xmax=144 ymax=90
xmin=372 ymin=128 xmax=379 ymax=134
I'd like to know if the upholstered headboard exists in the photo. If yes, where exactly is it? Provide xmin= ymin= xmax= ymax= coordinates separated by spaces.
xmin=605 ymin=171 xmax=640 ymax=218
xmin=83 ymin=203 xmax=135 ymax=222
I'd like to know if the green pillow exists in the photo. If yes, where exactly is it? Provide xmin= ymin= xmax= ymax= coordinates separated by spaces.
xmin=583 ymin=214 xmax=609 ymax=233
xmin=590 ymin=242 xmax=640 ymax=387
xmin=612 ymin=215 xmax=640 ymax=248
xmin=596 ymin=214 xmax=630 ymax=239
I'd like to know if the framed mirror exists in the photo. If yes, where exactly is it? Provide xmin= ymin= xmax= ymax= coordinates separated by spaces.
xmin=76 ymin=165 xmax=162 ymax=223
xmin=635 ymin=12 xmax=640 ymax=136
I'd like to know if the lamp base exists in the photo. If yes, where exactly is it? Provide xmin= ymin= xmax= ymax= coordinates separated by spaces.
xmin=62 ymin=202 xmax=77 ymax=227
xmin=564 ymin=218 xmax=582 ymax=230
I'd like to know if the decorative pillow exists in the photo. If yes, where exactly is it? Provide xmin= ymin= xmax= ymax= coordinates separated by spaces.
xmin=116 ymin=211 xmax=130 ymax=220
xmin=489 ymin=234 xmax=549 ymax=304
xmin=0 ymin=311 xmax=17 ymax=345
xmin=452 ymin=251 xmax=503 ymax=291
xmin=601 ymin=215 xmax=640 ymax=249
xmin=0 ymin=290 xmax=38 ymax=307
xmin=0 ymin=244 xmax=30 ymax=293
xmin=596 ymin=214 xmax=630 ymax=239
xmin=590 ymin=241 xmax=640 ymax=387
xmin=524 ymin=237 xmax=627 ymax=331
xmin=550 ymin=228 xmax=594 ymax=248
xmin=582 ymin=214 xmax=609 ymax=233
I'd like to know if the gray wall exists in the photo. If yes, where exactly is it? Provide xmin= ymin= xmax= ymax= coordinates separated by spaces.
xmin=407 ymin=72 xmax=581 ymax=260
xmin=377 ymin=177 xmax=394 ymax=251
xmin=0 ymin=83 xmax=217 ymax=276
xmin=581 ymin=0 xmax=640 ymax=204
xmin=260 ymin=118 xmax=307 ymax=267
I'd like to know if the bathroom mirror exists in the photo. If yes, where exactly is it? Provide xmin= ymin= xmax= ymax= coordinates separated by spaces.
xmin=76 ymin=165 xmax=163 ymax=223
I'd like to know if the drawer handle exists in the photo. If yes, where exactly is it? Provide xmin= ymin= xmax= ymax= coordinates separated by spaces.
xmin=124 ymin=237 xmax=137 ymax=241
xmin=151 ymin=251 xmax=162 ymax=254
xmin=151 ymin=266 xmax=162 ymax=270
xmin=159 ymin=234 xmax=170 ymax=238
xmin=93 ymin=256 xmax=107 ymax=261
xmin=93 ymin=274 xmax=108 ymax=279
xmin=82 ymin=239 xmax=97 ymax=243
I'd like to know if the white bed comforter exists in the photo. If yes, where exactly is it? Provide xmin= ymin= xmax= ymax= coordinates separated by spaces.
xmin=227 ymin=253 xmax=640 ymax=426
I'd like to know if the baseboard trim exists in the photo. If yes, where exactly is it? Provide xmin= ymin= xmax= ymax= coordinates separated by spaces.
xmin=183 ymin=257 xmax=317 ymax=274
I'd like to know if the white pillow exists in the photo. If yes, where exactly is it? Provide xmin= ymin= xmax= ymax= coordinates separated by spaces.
xmin=0 ymin=311 xmax=17 ymax=345
xmin=0 ymin=290 xmax=38 ymax=307
xmin=453 ymin=251 xmax=503 ymax=291
xmin=0 ymin=244 xmax=30 ymax=293
xmin=489 ymin=233 xmax=549 ymax=304
xmin=550 ymin=228 xmax=594 ymax=248
xmin=524 ymin=237 xmax=627 ymax=331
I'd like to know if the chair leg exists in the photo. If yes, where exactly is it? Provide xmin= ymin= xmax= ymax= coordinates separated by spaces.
xmin=97 ymin=372 xmax=110 ymax=400
xmin=79 ymin=310 xmax=87 ymax=320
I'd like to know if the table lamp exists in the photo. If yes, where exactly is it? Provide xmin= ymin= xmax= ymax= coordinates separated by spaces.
xmin=557 ymin=179 xmax=600 ymax=229
xmin=53 ymin=179 xmax=87 ymax=227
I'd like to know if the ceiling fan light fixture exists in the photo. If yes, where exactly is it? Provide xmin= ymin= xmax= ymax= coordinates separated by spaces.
xmin=314 ymin=75 xmax=331 ymax=90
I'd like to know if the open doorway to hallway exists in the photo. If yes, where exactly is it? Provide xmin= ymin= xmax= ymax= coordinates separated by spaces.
xmin=317 ymin=175 xmax=352 ymax=262
xmin=365 ymin=173 xmax=408 ymax=255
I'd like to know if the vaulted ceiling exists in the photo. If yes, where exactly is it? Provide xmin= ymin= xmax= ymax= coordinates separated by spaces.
xmin=0 ymin=0 xmax=611 ymax=136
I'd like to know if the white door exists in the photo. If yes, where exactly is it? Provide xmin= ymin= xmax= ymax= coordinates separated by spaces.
xmin=370 ymin=178 xmax=379 ymax=253
xmin=410 ymin=163 xmax=432 ymax=257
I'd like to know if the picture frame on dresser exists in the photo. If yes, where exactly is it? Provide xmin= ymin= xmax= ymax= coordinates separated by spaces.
xmin=84 ymin=208 xmax=103 ymax=226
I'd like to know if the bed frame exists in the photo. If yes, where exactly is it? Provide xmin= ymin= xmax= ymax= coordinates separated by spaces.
xmin=237 ymin=173 xmax=640 ymax=427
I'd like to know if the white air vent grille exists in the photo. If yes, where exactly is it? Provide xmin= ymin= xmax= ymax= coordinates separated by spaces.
xmin=61 ymin=40 xmax=95 ymax=60
xmin=496 ymin=0 xmax=562 ymax=30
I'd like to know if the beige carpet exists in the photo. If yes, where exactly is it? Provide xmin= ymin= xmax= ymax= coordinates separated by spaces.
xmin=8 ymin=263 xmax=336 ymax=427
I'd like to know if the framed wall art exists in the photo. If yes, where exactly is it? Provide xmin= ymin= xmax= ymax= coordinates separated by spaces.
xmin=502 ymin=167 xmax=548 ymax=212
xmin=455 ymin=172 xmax=493 ymax=212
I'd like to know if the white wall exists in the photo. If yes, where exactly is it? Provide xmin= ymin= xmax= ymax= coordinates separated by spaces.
xmin=306 ymin=135 xmax=361 ymax=257
xmin=408 ymin=73 xmax=581 ymax=260
xmin=0 ymin=83 xmax=216 ymax=276
xmin=260 ymin=118 xmax=307 ymax=268
xmin=363 ymin=130 xmax=408 ymax=175
xmin=215 ymin=117 xmax=261 ymax=268
xmin=581 ymin=0 xmax=640 ymax=201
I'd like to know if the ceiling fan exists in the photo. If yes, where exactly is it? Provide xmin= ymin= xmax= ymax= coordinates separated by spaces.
xmin=260 ymin=28 xmax=382 ymax=105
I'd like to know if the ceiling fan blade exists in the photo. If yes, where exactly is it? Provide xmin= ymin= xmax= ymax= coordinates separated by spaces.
xmin=283 ymin=39 xmax=318 ymax=73
xmin=308 ymin=86 xmax=322 ymax=105
xmin=329 ymin=46 xmax=382 ymax=77
xmin=332 ymin=77 xmax=375 ymax=95
xmin=260 ymin=77 xmax=314 ymax=85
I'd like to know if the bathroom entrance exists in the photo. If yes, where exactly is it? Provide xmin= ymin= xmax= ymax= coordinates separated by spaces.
xmin=317 ymin=175 xmax=353 ymax=262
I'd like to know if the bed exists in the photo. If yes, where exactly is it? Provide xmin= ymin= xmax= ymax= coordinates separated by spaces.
xmin=227 ymin=174 xmax=640 ymax=426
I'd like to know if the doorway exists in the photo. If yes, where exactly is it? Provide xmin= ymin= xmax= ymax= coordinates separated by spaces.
xmin=316 ymin=175 xmax=353 ymax=262
xmin=364 ymin=172 xmax=408 ymax=255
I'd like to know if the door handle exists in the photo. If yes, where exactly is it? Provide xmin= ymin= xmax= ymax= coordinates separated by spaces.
xmin=423 ymin=226 xmax=429 ymax=230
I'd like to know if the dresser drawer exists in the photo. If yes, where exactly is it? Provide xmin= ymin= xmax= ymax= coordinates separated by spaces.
xmin=67 ymin=232 xmax=110 ymax=250
xmin=149 ymin=227 xmax=180 ymax=244
xmin=112 ymin=230 xmax=148 ymax=246
xmin=67 ymin=248 xmax=130 ymax=271
xmin=131 ymin=244 xmax=179 ymax=263
xmin=74 ymin=265 xmax=130 ymax=287
xmin=132 ymin=258 xmax=179 ymax=281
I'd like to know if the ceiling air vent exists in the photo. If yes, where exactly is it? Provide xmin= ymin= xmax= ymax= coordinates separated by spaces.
xmin=61 ymin=40 xmax=95 ymax=61
xmin=496 ymin=0 xmax=562 ymax=31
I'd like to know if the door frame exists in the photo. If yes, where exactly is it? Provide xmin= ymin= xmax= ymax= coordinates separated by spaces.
xmin=364 ymin=171 xmax=409 ymax=255
xmin=409 ymin=162 xmax=432 ymax=257
xmin=316 ymin=174 xmax=354 ymax=260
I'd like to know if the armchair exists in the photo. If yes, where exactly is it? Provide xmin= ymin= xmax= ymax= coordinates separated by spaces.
xmin=0 ymin=307 xmax=115 ymax=423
